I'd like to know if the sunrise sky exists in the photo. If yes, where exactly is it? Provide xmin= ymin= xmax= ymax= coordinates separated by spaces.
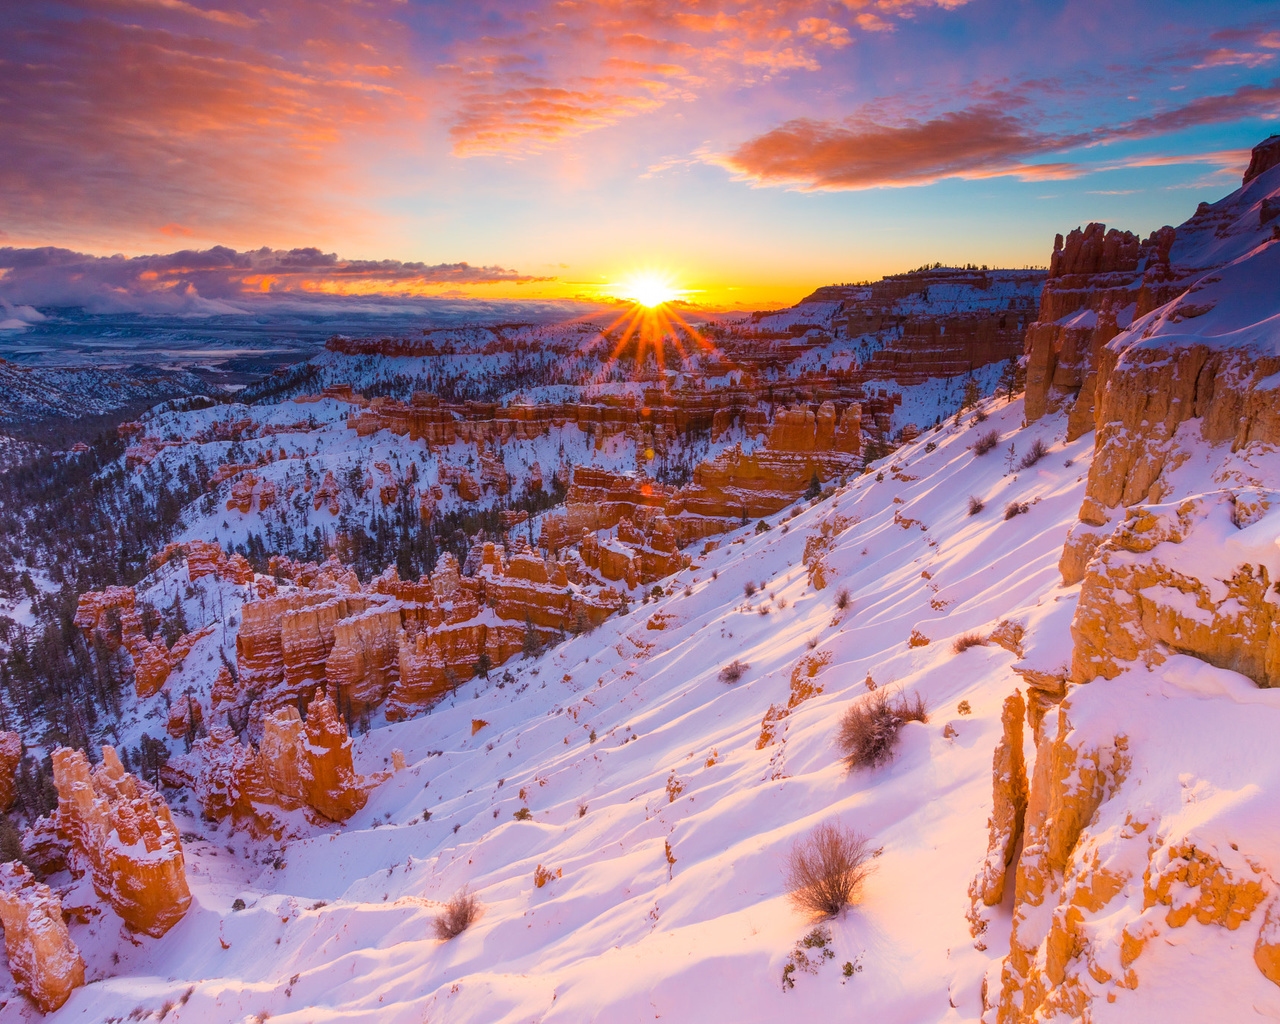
xmin=3 ymin=0 xmax=1279 ymax=310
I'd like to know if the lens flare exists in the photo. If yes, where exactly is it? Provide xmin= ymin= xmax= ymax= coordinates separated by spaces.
xmin=617 ymin=272 xmax=681 ymax=308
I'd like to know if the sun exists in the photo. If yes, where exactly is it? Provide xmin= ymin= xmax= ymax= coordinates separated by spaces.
xmin=617 ymin=271 xmax=681 ymax=308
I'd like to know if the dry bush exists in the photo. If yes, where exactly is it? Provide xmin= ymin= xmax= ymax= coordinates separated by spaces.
xmin=967 ymin=495 xmax=985 ymax=516
xmin=1019 ymin=438 xmax=1049 ymax=468
xmin=1004 ymin=501 xmax=1029 ymax=520
xmin=744 ymin=581 xmax=757 ymax=597
xmin=834 ymin=587 xmax=851 ymax=610
xmin=952 ymin=632 xmax=988 ymax=654
xmin=434 ymin=887 xmax=481 ymax=940
xmin=719 ymin=659 xmax=749 ymax=684
xmin=973 ymin=429 xmax=1000 ymax=456
xmin=835 ymin=689 xmax=929 ymax=770
xmin=784 ymin=823 xmax=875 ymax=918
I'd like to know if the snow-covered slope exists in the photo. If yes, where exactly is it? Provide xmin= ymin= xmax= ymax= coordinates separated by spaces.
xmin=8 ymin=395 xmax=1102 ymax=1022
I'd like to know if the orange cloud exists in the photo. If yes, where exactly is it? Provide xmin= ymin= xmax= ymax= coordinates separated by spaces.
xmin=443 ymin=0 xmax=976 ymax=156
xmin=719 ymin=106 xmax=1086 ymax=189
xmin=2 ymin=0 xmax=426 ymax=245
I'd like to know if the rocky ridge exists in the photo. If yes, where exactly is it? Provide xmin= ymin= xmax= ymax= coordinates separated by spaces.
xmin=975 ymin=135 xmax=1280 ymax=1022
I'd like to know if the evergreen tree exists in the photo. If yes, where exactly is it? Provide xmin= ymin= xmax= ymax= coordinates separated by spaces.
xmin=522 ymin=615 xmax=540 ymax=659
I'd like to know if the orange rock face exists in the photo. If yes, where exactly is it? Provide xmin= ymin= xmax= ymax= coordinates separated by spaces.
xmin=153 ymin=540 xmax=255 ymax=585
xmin=666 ymin=402 xmax=860 ymax=538
xmin=968 ymin=690 xmax=1028 ymax=919
xmin=172 ymin=693 xmax=367 ymax=835
xmin=234 ymin=547 xmax=621 ymax=723
xmin=0 ymin=731 xmax=22 ymax=810
xmin=74 ymin=587 xmax=216 ymax=697
xmin=0 ymin=862 xmax=85 ymax=1012
xmin=52 ymin=746 xmax=191 ymax=936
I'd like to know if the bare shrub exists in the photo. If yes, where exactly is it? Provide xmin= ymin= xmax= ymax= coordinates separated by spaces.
xmin=1019 ymin=438 xmax=1049 ymax=468
xmin=744 ymin=581 xmax=757 ymax=597
xmin=784 ymin=823 xmax=875 ymax=918
xmin=973 ymin=429 xmax=1000 ymax=456
xmin=952 ymin=632 xmax=988 ymax=654
xmin=974 ymin=407 xmax=988 ymax=423
xmin=1004 ymin=501 xmax=1029 ymax=520
xmin=834 ymin=587 xmax=851 ymax=610
xmin=719 ymin=659 xmax=749 ymax=683
xmin=897 ymin=690 xmax=929 ymax=724
xmin=835 ymin=689 xmax=929 ymax=770
xmin=967 ymin=495 xmax=984 ymax=516
xmin=434 ymin=887 xmax=481 ymax=940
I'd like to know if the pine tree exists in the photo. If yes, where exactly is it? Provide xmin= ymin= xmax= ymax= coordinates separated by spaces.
xmin=522 ymin=615 xmax=540 ymax=659
xmin=997 ymin=358 xmax=1018 ymax=401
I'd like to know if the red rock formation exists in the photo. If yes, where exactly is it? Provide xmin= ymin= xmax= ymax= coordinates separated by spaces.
xmin=0 ymin=862 xmax=85 ymax=1012
xmin=236 ymin=590 xmax=379 ymax=711
xmin=186 ymin=541 xmax=255 ymax=585
xmin=1244 ymin=133 xmax=1280 ymax=185
xmin=539 ymin=468 xmax=678 ymax=553
xmin=52 ymin=746 xmax=190 ymax=936
xmin=294 ymin=694 xmax=367 ymax=821
xmin=75 ymin=585 xmax=217 ymax=698
xmin=0 ymin=732 xmax=22 ymax=810
xmin=172 ymin=693 xmax=367 ymax=834
xmin=166 ymin=691 xmax=205 ymax=740
xmin=313 ymin=470 xmax=341 ymax=514
xmin=666 ymin=401 xmax=860 ymax=538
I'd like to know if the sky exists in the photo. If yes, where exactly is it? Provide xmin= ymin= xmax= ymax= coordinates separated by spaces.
xmin=2 ymin=0 xmax=1279 ymax=312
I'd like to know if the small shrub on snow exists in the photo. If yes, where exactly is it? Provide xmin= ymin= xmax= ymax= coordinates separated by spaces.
xmin=755 ymin=519 xmax=771 ymax=534
xmin=834 ymin=587 xmax=851 ymax=610
xmin=719 ymin=659 xmax=749 ymax=684
xmin=744 ymin=581 xmax=757 ymax=597
xmin=957 ymin=700 xmax=972 ymax=716
xmin=512 ymin=807 xmax=532 ymax=821
xmin=1004 ymin=501 xmax=1030 ymax=520
xmin=974 ymin=407 xmax=988 ymax=423
xmin=835 ymin=689 xmax=928 ymax=770
xmin=952 ymin=632 xmax=988 ymax=654
xmin=967 ymin=495 xmax=985 ymax=516
xmin=784 ymin=824 xmax=875 ymax=919
xmin=434 ymin=887 xmax=481 ymax=940
xmin=973 ymin=429 xmax=1000 ymax=456
xmin=781 ymin=926 xmax=835 ymax=990
xmin=1019 ymin=437 xmax=1049 ymax=468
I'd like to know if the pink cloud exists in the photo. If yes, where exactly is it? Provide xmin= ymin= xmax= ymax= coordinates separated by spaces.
xmin=718 ymin=78 xmax=1280 ymax=191
xmin=1 ymin=0 xmax=426 ymax=245
xmin=442 ymin=0 xmax=977 ymax=156
xmin=718 ymin=106 xmax=1087 ymax=189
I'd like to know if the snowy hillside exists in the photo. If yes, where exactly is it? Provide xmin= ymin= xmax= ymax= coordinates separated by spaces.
xmin=1 ymin=395 xmax=1105 ymax=1023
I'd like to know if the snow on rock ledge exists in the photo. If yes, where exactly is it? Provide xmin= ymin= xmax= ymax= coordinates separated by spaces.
xmin=0 ymin=862 xmax=84 ymax=1013
xmin=52 ymin=746 xmax=191 ymax=937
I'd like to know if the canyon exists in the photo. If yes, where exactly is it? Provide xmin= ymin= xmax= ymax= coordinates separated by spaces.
xmin=0 ymin=137 xmax=1276 ymax=1024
